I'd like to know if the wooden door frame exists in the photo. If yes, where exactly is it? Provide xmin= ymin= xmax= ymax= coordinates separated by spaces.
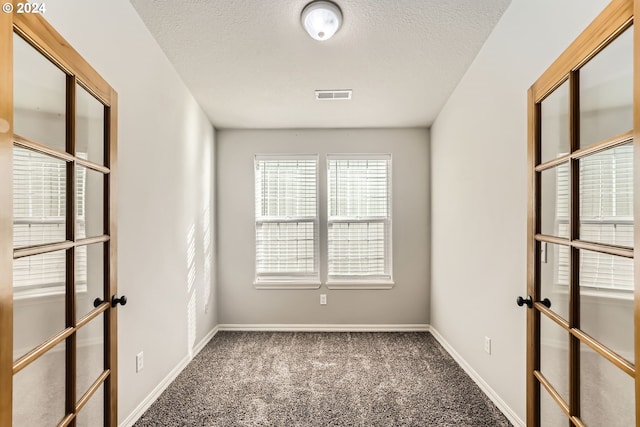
xmin=0 ymin=8 xmax=15 ymax=427
xmin=526 ymin=0 xmax=638 ymax=425
xmin=0 ymin=7 xmax=118 ymax=426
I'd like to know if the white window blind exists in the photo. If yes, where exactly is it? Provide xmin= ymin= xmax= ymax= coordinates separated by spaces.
xmin=254 ymin=155 xmax=318 ymax=283
xmin=327 ymin=155 xmax=392 ymax=282
xmin=13 ymin=147 xmax=88 ymax=297
xmin=556 ymin=144 xmax=634 ymax=291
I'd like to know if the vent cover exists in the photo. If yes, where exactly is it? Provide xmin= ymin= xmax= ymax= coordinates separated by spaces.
xmin=315 ymin=90 xmax=352 ymax=100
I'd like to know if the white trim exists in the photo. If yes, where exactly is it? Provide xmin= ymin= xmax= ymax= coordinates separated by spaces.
xmin=13 ymin=284 xmax=87 ymax=300
xmin=326 ymin=153 xmax=392 ymax=161
xmin=579 ymin=288 xmax=633 ymax=302
xmin=326 ymin=281 xmax=394 ymax=290
xmin=192 ymin=326 xmax=219 ymax=355
xmin=326 ymin=154 xmax=393 ymax=281
xmin=254 ymin=155 xmax=320 ymax=283
xmin=549 ymin=285 xmax=634 ymax=303
xmin=120 ymin=325 xmax=219 ymax=427
xmin=217 ymin=324 xmax=429 ymax=332
xmin=429 ymin=326 xmax=525 ymax=427
xmin=254 ymin=283 xmax=321 ymax=290
xmin=255 ymin=153 xmax=319 ymax=161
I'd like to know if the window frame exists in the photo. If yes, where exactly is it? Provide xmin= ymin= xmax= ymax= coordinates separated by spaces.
xmin=554 ymin=144 xmax=634 ymax=297
xmin=326 ymin=153 xmax=393 ymax=289
xmin=12 ymin=148 xmax=88 ymax=299
xmin=253 ymin=154 xmax=320 ymax=289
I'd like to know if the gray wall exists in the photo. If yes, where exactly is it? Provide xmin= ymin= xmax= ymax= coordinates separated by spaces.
xmin=430 ymin=0 xmax=611 ymax=423
xmin=45 ymin=0 xmax=218 ymax=424
xmin=217 ymin=128 xmax=429 ymax=325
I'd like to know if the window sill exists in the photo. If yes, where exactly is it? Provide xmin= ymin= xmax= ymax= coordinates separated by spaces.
xmin=14 ymin=285 xmax=88 ymax=301
xmin=551 ymin=284 xmax=632 ymax=302
xmin=326 ymin=281 xmax=394 ymax=290
xmin=580 ymin=289 xmax=633 ymax=303
xmin=254 ymin=281 xmax=321 ymax=290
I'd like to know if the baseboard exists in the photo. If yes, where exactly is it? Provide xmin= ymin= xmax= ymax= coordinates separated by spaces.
xmin=429 ymin=326 xmax=525 ymax=427
xmin=119 ymin=325 xmax=220 ymax=427
xmin=193 ymin=325 xmax=219 ymax=355
xmin=217 ymin=323 xmax=430 ymax=332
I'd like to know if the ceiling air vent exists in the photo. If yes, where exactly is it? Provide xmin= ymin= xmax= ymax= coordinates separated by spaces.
xmin=315 ymin=90 xmax=352 ymax=101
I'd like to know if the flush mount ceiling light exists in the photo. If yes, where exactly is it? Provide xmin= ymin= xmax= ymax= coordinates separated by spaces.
xmin=301 ymin=1 xmax=342 ymax=41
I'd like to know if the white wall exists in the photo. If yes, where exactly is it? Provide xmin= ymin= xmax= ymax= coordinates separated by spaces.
xmin=44 ymin=0 xmax=217 ymax=424
xmin=217 ymin=129 xmax=429 ymax=326
xmin=430 ymin=0 xmax=610 ymax=424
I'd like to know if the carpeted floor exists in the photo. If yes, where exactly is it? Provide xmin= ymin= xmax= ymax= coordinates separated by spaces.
xmin=134 ymin=332 xmax=512 ymax=426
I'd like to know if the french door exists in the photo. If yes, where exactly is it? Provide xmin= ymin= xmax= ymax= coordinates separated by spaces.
xmin=525 ymin=0 xmax=639 ymax=425
xmin=0 ymin=9 xmax=120 ymax=426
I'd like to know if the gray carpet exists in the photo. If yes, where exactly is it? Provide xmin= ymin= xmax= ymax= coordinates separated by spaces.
xmin=134 ymin=332 xmax=512 ymax=426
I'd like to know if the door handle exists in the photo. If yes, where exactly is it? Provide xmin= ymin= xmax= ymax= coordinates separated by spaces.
xmin=516 ymin=296 xmax=551 ymax=309
xmin=111 ymin=295 xmax=127 ymax=307
xmin=516 ymin=295 xmax=533 ymax=308
xmin=93 ymin=298 xmax=104 ymax=308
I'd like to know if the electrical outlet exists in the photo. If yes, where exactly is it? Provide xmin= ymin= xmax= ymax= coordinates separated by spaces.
xmin=484 ymin=337 xmax=491 ymax=355
xmin=320 ymin=294 xmax=327 ymax=305
xmin=136 ymin=351 xmax=144 ymax=372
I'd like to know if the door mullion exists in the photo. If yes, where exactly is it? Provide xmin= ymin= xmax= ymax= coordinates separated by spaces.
xmin=532 ymin=97 xmax=542 ymax=427
xmin=527 ymin=89 xmax=541 ymax=427
xmin=568 ymin=70 xmax=580 ymax=424
xmin=65 ymin=75 xmax=77 ymax=426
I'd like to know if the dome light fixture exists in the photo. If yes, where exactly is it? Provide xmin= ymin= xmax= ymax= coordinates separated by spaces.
xmin=301 ymin=1 xmax=343 ymax=41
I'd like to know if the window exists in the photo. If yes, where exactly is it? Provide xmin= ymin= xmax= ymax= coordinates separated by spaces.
xmin=254 ymin=155 xmax=319 ymax=286
xmin=13 ymin=148 xmax=87 ymax=298
xmin=327 ymin=155 xmax=392 ymax=285
xmin=556 ymin=144 xmax=633 ymax=292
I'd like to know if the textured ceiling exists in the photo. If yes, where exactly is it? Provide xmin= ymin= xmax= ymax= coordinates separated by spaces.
xmin=130 ymin=0 xmax=511 ymax=129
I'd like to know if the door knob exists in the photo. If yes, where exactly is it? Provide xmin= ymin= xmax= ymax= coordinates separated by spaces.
xmin=93 ymin=298 xmax=104 ymax=308
xmin=541 ymin=298 xmax=551 ymax=309
xmin=111 ymin=295 xmax=127 ymax=307
xmin=516 ymin=295 xmax=533 ymax=308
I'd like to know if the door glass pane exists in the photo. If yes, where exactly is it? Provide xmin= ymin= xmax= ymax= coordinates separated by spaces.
xmin=76 ymin=243 xmax=104 ymax=320
xmin=77 ymin=165 xmax=104 ymax=239
xmin=76 ymin=85 xmax=105 ymax=166
xmin=13 ymin=250 xmax=66 ymax=360
xmin=13 ymin=34 xmax=66 ymax=153
xmin=580 ymin=343 xmax=635 ymax=427
xmin=540 ymin=314 xmax=569 ymax=403
xmin=76 ymin=315 xmax=105 ymax=397
xmin=541 ymin=164 xmax=569 ymax=238
xmin=76 ymin=384 xmax=104 ymax=427
xmin=579 ymin=143 xmax=633 ymax=246
xmin=13 ymin=342 xmax=66 ymax=426
xmin=579 ymin=26 xmax=633 ymax=148
xmin=539 ymin=242 xmax=569 ymax=320
xmin=540 ymin=386 xmax=568 ymax=427
xmin=13 ymin=147 xmax=67 ymax=248
xmin=541 ymin=80 xmax=569 ymax=164
xmin=580 ymin=249 xmax=634 ymax=362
